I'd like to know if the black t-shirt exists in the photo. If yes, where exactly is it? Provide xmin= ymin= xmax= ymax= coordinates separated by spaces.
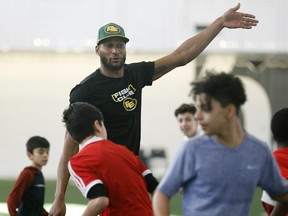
xmin=7 ymin=166 xmax=47 ymax=216
xmin=70 ymin=61 xmax=154 ymax=155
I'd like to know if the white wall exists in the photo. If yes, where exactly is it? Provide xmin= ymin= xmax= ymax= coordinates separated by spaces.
xmin=0 ymin=0 xmax=287 ymax=53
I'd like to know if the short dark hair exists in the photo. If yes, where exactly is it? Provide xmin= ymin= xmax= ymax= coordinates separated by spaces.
xmin=191 ymin=72 xmax=246 ymax=113
xmin=63 ymin=102 xmax=104 ymax=143
xmin=26 ymin=136 xmax=50 ymax=153
xmin=271 ymin=108 xmax=288 ymax=146
xmin=174 ymin=103 xmax=197 ymax=117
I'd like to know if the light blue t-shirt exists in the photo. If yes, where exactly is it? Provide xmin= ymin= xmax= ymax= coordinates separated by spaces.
xmin=157 ymin=133 xmax=288 ymax=216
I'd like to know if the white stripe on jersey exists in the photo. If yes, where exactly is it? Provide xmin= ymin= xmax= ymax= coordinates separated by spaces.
xmin=68 ymin=161 xmax=86 ymax=196
xmin=142 ymin=169 xmax=151 ymax=177
xmin=68 ymin=161 xmax=103 ymax=198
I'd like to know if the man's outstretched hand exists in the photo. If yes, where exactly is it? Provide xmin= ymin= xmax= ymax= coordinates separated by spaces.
xmin=222 ymin=3 xmax=259 ymax=29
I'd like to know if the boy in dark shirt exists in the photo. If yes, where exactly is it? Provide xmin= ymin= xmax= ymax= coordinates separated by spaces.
xmin=7 ymin=136 xmax=50 ymax=216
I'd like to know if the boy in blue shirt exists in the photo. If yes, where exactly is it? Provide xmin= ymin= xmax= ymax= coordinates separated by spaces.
xmin=153 ymin=73 xmax=288 ymax=216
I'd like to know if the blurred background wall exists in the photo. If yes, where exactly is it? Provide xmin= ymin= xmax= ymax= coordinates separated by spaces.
xmin=1 ymin=0 xmax=287 ymax=53
xmin=1 ymin=0 xmax=287 ymax=179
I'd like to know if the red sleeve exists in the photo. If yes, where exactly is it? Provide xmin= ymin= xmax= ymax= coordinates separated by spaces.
xmin=7 ymin=168 xmax=34 ymax=216
xmin=262 ymin=201 xmax=274 ymax=216
xmin=137 ymin=156 xmax=149 ymax=174
xmin=137 ymin=156 xmax=159 ymax=193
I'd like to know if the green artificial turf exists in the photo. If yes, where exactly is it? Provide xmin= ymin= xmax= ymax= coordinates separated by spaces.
xmin=0 ymin=179 xmax=265 ymax=215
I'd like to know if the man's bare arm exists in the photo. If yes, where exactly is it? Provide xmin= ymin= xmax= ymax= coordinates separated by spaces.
xmin=49 ymin=130 xmax=79 ymax=216
xmin=153 ymin=3 xmax=258 ymax=81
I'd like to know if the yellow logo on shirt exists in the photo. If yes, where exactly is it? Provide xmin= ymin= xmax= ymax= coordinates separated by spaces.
xmin=111 ymin=84 xmax=137 ymax=111
xmin=123 ymin=98 xmax=137 ymax=111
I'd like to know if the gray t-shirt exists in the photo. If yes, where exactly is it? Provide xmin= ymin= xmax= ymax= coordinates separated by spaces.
xmin=158 ymin=132 xmax=288 ymax=216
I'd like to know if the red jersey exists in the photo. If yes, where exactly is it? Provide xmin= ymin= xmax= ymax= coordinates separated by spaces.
xmin=68 ymin=137 xmax=153 ymax=216
xmin=273 ymin=148 xmax=288 ymax=178
xmin=261 ymin=147 xmax=288 ymax=215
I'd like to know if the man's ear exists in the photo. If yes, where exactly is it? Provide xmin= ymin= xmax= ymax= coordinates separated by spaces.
xmin=95 ymin=46 xmax=100 ymax=56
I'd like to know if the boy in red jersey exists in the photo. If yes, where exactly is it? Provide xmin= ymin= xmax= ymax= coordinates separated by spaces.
xmin=261 ymin=108 xmax=288 ymax=216
xmin=7 ymin=136 xmax=50 ymax=216
xmin=62 ymin=102 xmax=158 ymax=216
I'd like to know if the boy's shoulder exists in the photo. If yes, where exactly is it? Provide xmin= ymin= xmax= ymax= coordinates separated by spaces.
xmin=19 ymin=166 xmax=42 ymax=177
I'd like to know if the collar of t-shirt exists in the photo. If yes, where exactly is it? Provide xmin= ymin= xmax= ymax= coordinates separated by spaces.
xmin=80 ymin=136 xmax=103 ymax=150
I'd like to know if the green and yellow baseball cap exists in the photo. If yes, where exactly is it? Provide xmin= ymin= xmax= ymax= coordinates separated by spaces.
xmin=97 ymin=23 xmax=129 ymax=45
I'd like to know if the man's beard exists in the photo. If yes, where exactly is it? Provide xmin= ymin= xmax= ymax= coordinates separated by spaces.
xmin=100 ymin=55 xmax=126 ymax=71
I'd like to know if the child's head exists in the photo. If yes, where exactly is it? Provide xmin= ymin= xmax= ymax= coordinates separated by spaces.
xmin=26 ymin=136 xmax=50 ymax=168
xmin=62 ymin=102 xmax=106 ymax=143
xmin=174 ymin=103 xmax=197 ymax=117
xmin=191 ymin=72 xmax=246 ymax=115
xmin=271 ymin=108 xmax=288 ymax=147
xmin=174 ymin=104 xmax=199 ymax=138
xmin=26 ymin=136 xmax=50 ymax=153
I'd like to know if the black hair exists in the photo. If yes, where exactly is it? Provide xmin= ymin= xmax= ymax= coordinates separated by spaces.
xmin=174 ymin=103 xmax=197 ymax=117
xmin=190 ymin=72 xmax=246 ymax=114
xmin=271 ymin=108 xmax=288 ymax=146
xmin=62 ymin=102 xmax=104 ymax=143
xmin=26 ymin=136 xmax=50 ymax=153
